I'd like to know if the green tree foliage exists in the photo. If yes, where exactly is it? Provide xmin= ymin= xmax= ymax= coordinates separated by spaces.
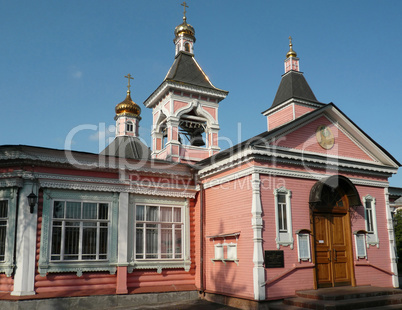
xmin=394 ymin=210 xmax=402 ymax=272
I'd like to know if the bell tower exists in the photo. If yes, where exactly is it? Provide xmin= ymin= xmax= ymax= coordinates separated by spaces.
xmin=144 ymin=2 xmax=228 ymax=164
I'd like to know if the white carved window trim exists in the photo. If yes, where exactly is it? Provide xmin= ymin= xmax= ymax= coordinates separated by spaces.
xmin=362 ymin=195 xmax=379 ymax=248
xmin=0 ymin=188 xmax=17 ymax=277
xmin=274 ymin=187 xmax=293 ymax=249
xmin=295 ymin=230 xmax=311 ymax=262
xmin=353 ymin=230 xmax=368 ymax=259
xmin=129 ymin=196 xmax=191 ymax=274
xmin=38 ymin=189 xmax=119 ymax=277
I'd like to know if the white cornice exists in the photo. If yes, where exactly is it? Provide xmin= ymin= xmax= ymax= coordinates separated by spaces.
xmin=202 ymin=165 xmax=389 ymax=190
xmin=198 ymin=147 xmax=397 ymax=180
xmin=144 ymin=81 xmax=227 ymax=109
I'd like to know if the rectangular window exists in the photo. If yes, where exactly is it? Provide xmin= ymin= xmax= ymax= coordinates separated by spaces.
xmin=297 ymin=234 xmax=310 ymax=261
xmin=365 ymin=201 xmax=374 ymax=233
xmin=0 ymin=200 xmax=8 ymax=262
xmin=277 ymin=194 xmax=287 ymax=232
xmin=355 ymin=234 xmax=367 ymax=258
xmin=135 ymin=205 xmax=183 ymax=260
xmin=50 ymin=201 xmax=109 ymax=261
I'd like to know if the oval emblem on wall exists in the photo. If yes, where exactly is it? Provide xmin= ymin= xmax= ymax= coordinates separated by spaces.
xmin=316 ymin=125 xmax=335 ymax=150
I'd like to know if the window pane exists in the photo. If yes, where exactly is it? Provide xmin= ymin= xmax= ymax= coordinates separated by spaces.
xmin=136 ymin=228 xmax=144 ymax=258
xmin=146 ymin=206 xmax=158 ymax=222
xmin=99 ymin=227 xmax=108 ymax=256
xmin=0 ymin=200 xmax=8 ymax=218
xmin=175 ymin=229 xmax=182 ymax=258
xmin=299 ymin=234 xmax=309 ymax=259
xmin=51 ymin=226 xmax=62 ymax=258
xmin=278 ymin=194 xmax=286 ymax=203
xmin=99 ymin=203 xmax=108 ymax=220
xmin=53 ymin=201 xmax=65 ymax=219
xmin=146 ymin=228 xmax=158 ymax=259
xmin=282 ymin=204 xmax=287 ymax=231
xmin=356 ymin=234 xmax=366 ymax=257
xmin=64 ymin=223 xmax=79 ymax=260
xmin=161 ymin=207 xmax=172 ymax=222
xmin=82 ymin=227 xmax=96 ymax=255
xmin=136 ymin=205 xmax=144 ymax=221
xmin=66 ymin=202 xmax=81 ymax=219
xmin=174 ymin=208 xmax=181 ymax=222
xmin=0 ymin=225 xmax=6 ymax=261
xmin=161 ymin=226 xmax=172 ymax=258
xmin=83 ymin=203 xmax=97 ymax=219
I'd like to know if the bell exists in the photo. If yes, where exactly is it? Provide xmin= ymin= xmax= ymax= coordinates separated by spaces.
xmin=191 ymin=133 xmax=205 ymax=146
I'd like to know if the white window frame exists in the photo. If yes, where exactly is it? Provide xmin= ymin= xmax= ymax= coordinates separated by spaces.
xmin=0 ymin=188 xmax=17 ymax=277
xmin=134 ymin=204 xmax=184 ymax=260
xmin=129 ymin=196 xmax=191 ymax=274
xmin=295 ymin=230 xmax=311 ymax=262
xmin=38 ymin=189 xmax=118 ymax=277
xmin=50 ymin=200 xmax=110 ymax=262
xmin=126 ymin=121 xmax=134 ymax=133
xmin=274 ymin=186 xmax=293 ymax=249
xmin=353 ymin=231 xmax=368 ymax=259
xmin=362 ymin=195 xmax=379 ymax=248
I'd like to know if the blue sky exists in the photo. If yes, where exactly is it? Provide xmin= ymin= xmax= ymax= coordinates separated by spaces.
xmin=1 ymin=1 xmax=402 ymax=186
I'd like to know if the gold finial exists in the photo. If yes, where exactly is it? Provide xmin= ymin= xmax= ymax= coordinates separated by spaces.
xmin=124 ymin=73 xmax=134 ymax=94
xmin=286 ymin=36 xmax=297 ymax=58
xmin=181 ymin=1 xmax=189 ymax=21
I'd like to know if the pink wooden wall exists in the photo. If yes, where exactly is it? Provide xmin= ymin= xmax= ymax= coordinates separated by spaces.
xmin=268 ymin=105 xmax=293 ymax=130
xmin=275 ymin=115 xmax=374 ymax=162
xmin=204 ymin=176 xmax=255 ymax=300
xmin=261 ymin=176 xmax=316 ymax=298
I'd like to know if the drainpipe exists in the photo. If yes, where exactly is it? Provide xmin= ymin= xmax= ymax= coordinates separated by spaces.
xmin=199 ymin=181 xmax=205 ymax=293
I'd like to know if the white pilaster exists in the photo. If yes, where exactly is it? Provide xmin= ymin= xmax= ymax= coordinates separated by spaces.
xmin=117 ymin=192 xmax=129 ymax=265
xmin=384 ymin=187 xmax=399 ymax=288
xmin=251 ymin=173 xmax=265 ymax=300
xmin=11 ymin=180 xmax=38 ymax=296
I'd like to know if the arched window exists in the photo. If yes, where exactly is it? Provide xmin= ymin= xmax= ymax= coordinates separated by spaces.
xmin=126 ymin=121 xmax=134 ymax=132
xmin=184 ymin=43 xmax=190 ymax=52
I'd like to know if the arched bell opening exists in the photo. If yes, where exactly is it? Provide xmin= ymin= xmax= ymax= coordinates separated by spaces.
xmin=309 ymin=175 xmax=360 ymax=289
xmin=178 ymin=108 xmax=207 ymax=147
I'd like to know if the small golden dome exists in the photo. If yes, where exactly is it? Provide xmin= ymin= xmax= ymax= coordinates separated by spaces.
xmin=115 ymin=91 xmax=141 ymax=118
xmin=174 ymin=17 xmax=196 ymax=40
xmin=286 ymin=36 xmax=297 ymax=58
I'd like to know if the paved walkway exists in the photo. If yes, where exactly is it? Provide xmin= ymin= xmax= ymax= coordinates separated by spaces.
xmin=113 ymin=299 xmax=239 ymax=310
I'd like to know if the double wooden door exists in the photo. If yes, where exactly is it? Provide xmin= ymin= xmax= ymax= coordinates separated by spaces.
xmin=313 ymin=213 xmax=353 ymax=288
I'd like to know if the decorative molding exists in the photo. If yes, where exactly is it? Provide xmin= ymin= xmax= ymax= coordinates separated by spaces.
xmin=202 ymin=165 xmax=390 ymax=191
xmin=274 ymin=186 xmax=294 ymax=250
xmin=0 ymin=188 xmax=18 ymax=277
xmin=128 ymin=260 xmax=191 ymax=274
xmin=38 ymin=189 xmax=119 ymax=277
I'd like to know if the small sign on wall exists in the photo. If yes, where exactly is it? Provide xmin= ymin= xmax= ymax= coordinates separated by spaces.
xmin=264 ymin=250 xmax=284 ymax=268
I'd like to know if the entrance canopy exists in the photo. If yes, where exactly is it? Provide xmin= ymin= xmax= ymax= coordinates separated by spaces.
xmin=309 ymin=175 xmax=362 ymax=210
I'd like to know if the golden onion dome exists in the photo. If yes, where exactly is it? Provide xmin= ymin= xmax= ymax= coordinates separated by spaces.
xmin=115 ymin=91 xmax=141 ymax=118
xmin=286 ymin=36 xmax=297 ymax=58
xmin=174 ymin=17 xmax=196 ymax=41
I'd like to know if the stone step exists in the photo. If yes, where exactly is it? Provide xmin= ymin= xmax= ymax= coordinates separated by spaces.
xmin=284 ymin=293 xmax=402 ymax=310
xmin=268 ymin=301 xmax=310 ymax=310
xmin=358 ymin=305 xmax=402 ymax=310
xmin=296 ymin=286 xmax=402 ymax=301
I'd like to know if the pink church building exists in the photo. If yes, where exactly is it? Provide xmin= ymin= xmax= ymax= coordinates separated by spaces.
xmin=0 ymin=4 xmax=400 ymax=309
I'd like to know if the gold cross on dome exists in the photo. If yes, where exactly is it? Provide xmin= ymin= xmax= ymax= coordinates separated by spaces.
xmin=289 ymin=36 xmax=293 ymax=46
xmin=124 ymin=74 xmax=134 ymax=91
xmin=181 ymin=1 xmax=189 ymax=18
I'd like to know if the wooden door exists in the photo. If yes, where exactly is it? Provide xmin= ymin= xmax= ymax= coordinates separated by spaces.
xmin=313 ymin=213 xmax=352 ymax=288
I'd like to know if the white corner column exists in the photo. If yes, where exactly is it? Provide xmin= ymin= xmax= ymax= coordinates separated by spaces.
xmin=11 ymin=180 xmax=38 ymax=296
xmin=385 ymin=187 xmax=399 ymax=288
xmin=116 ymin=192 xmax=129 ymax=294
xmin=251 ymin=173 xmax=265 ymax=300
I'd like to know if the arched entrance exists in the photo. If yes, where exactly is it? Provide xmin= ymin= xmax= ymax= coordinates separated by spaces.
xmin=309 ymin=175 xmax=361 ymax=288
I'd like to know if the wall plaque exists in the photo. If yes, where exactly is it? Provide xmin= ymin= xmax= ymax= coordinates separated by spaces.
xmin=264 ymin=250 xmax=284 ymax=268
